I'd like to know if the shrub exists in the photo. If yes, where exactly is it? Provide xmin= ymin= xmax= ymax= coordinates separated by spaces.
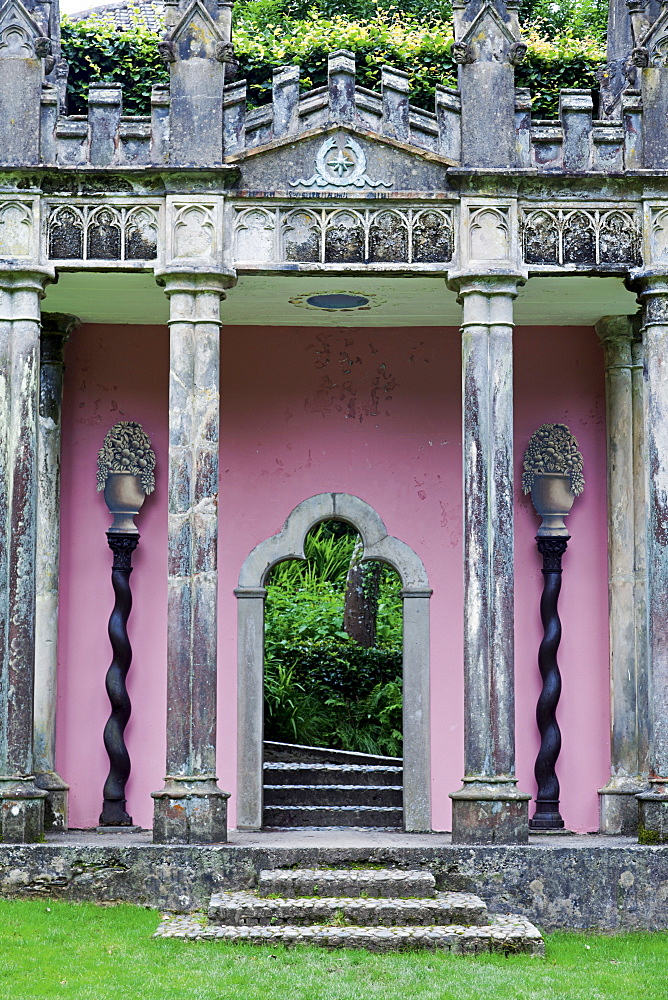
xmin=61 ymin=9 xmax=605 ymax=120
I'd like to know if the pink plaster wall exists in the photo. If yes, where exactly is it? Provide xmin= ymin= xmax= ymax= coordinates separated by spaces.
xmin=57 ymin=323 xmax=609 ymax=833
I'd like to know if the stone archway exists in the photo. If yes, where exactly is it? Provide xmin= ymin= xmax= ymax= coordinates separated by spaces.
xmin=235 ymin=493 xmax=432 ymax=832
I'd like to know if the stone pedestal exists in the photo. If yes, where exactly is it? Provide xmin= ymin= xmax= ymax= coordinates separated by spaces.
xmin=637 ymin=784 xmax=668 ymax=844
xmin=595 ymin=316 xmax=648 ymax=835
xmin=631 ymin=274 xmax=668 ymax=842
xmin=0 ymin=269 xmax=53 ymax=843
xmin=33 ymin=313 xmax=79 ymax=831
xmin=152 ymin=271 xmax=234 ymax=844
xmin=448 ymin=275 xmax=530 ymax=844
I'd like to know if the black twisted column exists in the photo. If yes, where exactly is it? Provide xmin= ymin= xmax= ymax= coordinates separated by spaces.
xmin=529 ymin=536 xmax=569 ymax=830
xmin=99 ymin=533 xmax=140 ymax=826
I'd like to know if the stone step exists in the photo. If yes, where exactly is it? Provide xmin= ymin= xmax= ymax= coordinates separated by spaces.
xmin=263 ymin=784 xmax=403 ymax=807
xmin=262 ymin=804 xmax=403 ymax=828
xmin=264 ymin=762 xmax=403 ymax=786
xmin=264 ymin=740 xmax=402 ymax=766
xmin=258 ymin=868 xmax=436 ymax=899
xmin=208 ymin=890 xmax=487 ymax=927
xmin=154 ymin=913 xmax=545 ymax=955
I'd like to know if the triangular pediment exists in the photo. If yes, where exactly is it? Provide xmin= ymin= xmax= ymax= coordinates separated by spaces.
xmin=226 ymin=125 xmax=454 ymax=195
xmin=0 ymin=0 xmax=43 ymax=57
xmin=459 ymin=2 xmax=518 ymax=59
xmin=168 ymin=0 xmax=222 ymax=56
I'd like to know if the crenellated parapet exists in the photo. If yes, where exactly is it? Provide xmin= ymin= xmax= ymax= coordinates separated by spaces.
xmin=0 ymin=0 xmax=666 ymax=176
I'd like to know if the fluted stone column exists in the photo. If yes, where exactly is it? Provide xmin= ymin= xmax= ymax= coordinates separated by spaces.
xmin=33 ymin=313 xmax=79 ymax=831
xmin=0 ymin=269 xmax=53 ymax=842
xmin=152 ymin=271 xmax=234 ymax=844
xmin=595 ymin=316 xmax=649 ymax=834
xmin=632 ymin=274 xmax=668 ymax=842
xmin=448 ymin=275 xmax=530 ymax=844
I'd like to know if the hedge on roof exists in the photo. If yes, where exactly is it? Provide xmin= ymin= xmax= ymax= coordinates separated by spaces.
xmin=61 ymin=9 xmax=606 ymax=120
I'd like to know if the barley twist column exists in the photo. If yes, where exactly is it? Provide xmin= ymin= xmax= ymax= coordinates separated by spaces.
xmin=152 ymin=271 xmax=234 ymax=844
xmin=595 ymin=316 xmax=648 ymax=834
xmin=0 ymin=269 xmax=53 ymax=842
xmin=33 ymin=312 xmax=79 ymax=831
xmin=448 ymin=274 xmax=530 ymax=844
xmin=631 ymin=275 xmax=668 ymax=842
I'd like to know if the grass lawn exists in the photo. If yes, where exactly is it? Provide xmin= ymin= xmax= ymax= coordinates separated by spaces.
xmin=2 ymin=899 xmax=668 ymax=1000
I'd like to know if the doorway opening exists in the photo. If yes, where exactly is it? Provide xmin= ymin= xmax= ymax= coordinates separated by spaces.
xmin=235 ymin=492 xmax=431 ymax=832
xmin=263 ymin=519 xmax=404 ymax=828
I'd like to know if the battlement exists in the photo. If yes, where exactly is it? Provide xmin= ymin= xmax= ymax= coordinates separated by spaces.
xmin=14 ymin=53 xmax=647 ymax=175
xmin=0 ymin=0 xmax=662 ymax=175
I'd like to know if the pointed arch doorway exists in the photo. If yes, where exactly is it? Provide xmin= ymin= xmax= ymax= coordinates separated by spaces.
xmin=235 ymin=493 xmax=432 ymax=832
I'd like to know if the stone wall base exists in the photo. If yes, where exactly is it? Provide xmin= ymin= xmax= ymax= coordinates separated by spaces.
xmin=35 ymin=771 xmax=69 ymax=832
xmin=152 ymin=778 xmax=229 ymax=844
xmin=1 ymin=837 xmax=667 ymax=931
xmin=0 ymin=778 xmax=47 ymax=843
xmin=637 ymin=789 xmax=668 ymax=844
xmin=599 ymin=778 xmax=645 ymax=836
xmin=450 ymin=780 xmax=531 ymax=844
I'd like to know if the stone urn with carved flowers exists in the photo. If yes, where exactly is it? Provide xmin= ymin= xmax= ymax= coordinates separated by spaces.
xmin=97 ymin=422 xmax=156 ymax=533
xmin=522 ymin=423 xmax=584 ymax=536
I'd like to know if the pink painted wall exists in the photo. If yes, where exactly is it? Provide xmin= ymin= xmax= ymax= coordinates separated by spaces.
xmin=57 ymin=323 xmax=609 ymax=833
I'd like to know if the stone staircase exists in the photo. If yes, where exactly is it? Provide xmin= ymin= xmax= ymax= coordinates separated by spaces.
xmin=154 ymin=868 xmax=545 ymax=954
xmin=263 ymin=742 xmax=403 ymax=828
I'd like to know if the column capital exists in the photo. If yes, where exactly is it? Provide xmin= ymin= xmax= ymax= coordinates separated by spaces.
xmin=0 ymin=267 xmax=55 ymax=295
xmin=627 ymin=268 xmax=668 ymax=302
xmin=41 ymin=312 xmax=80 ymax=365
xmin=446 ymin=272 xmax=525 ymax=301
xmin=155 ymin=269 xmax=237 ymax=298
xmin=595 ymin=315 xmax=640 ymax=367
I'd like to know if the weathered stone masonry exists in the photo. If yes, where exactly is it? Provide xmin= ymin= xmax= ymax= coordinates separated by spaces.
xmin=1 ymin=0 xmax=668 ymax=844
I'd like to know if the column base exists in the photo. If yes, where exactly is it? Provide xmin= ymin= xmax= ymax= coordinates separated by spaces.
xmin=0 ymin=777 xmax=48 ymax=843
xmin=152 ymin=776 xmax=230 ymax=844
xmin=598 ymin=776 xmax=646 ymax=836
xmin=34 ymin=771 xmax=69 ymax=831
xmin=450 ymin=779 xmax=531 ymax=845
xmin=637 ymin=781 xmax=668 ymax=844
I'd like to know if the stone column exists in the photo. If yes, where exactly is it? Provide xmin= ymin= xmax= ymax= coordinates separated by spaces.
xmin=595 ymin=315 xmax=648 ymax=834
xmin=448 ymin=275 xmax=530 ymax=844
xmin=152 ymin=271 xmax=234 ymax=844
xmin=33 ymin=313 xmax=79 ymax=831
xmin=0 ymin=269 xmax=53 ymax=842
xmin=632 ymin=274 xmax=668 ymax=842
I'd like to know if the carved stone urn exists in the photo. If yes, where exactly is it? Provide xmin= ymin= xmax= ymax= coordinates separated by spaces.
xmin=522 ymin=423 xmax=584 ymax=537
xmin=97 ymin=421 xmax=156 ymax=534
xmin=103 ymin=472 xmax=147 ymax=534
xmin=529 ymin=472 xmax=575 ymax=537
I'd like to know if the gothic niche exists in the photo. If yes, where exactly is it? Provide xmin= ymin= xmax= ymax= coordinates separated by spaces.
xmin=282 ymin=210 xmax=320 ymax=263
xmin=368 ymin=211 xmax=408 ymax=264
xmin=88 ymin=208 xmax=122 ymax=260
xmin=412 ymin=210 xmax=453 ymax=264
xmin=234 ymin=209 xmax=275 ymax=262
xmin=125 ymin=209 xmax=158 ymax=260
xmin=48 ymin=207 xmax=84 ymax=259
xmin=523 ymin=211 xmax=558 ymax=265
xmin=324 ymin=210 xmax=365 ymax=263
xmin=599 ymin=211 xmax=641 ymax=265
xmin=562 ymin=211 xmax=596 ymax=265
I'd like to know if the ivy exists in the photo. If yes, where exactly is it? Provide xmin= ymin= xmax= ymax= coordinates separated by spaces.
xmin=61 ymin=11 xmax=605 ymax=120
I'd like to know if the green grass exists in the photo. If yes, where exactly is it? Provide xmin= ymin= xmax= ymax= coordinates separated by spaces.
xmin=2 ymin=899 xmax=668 ymax=1000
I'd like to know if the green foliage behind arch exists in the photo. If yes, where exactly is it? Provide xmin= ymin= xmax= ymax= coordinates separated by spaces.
xmin=62 ymin=7 xmax=605 ymax=120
